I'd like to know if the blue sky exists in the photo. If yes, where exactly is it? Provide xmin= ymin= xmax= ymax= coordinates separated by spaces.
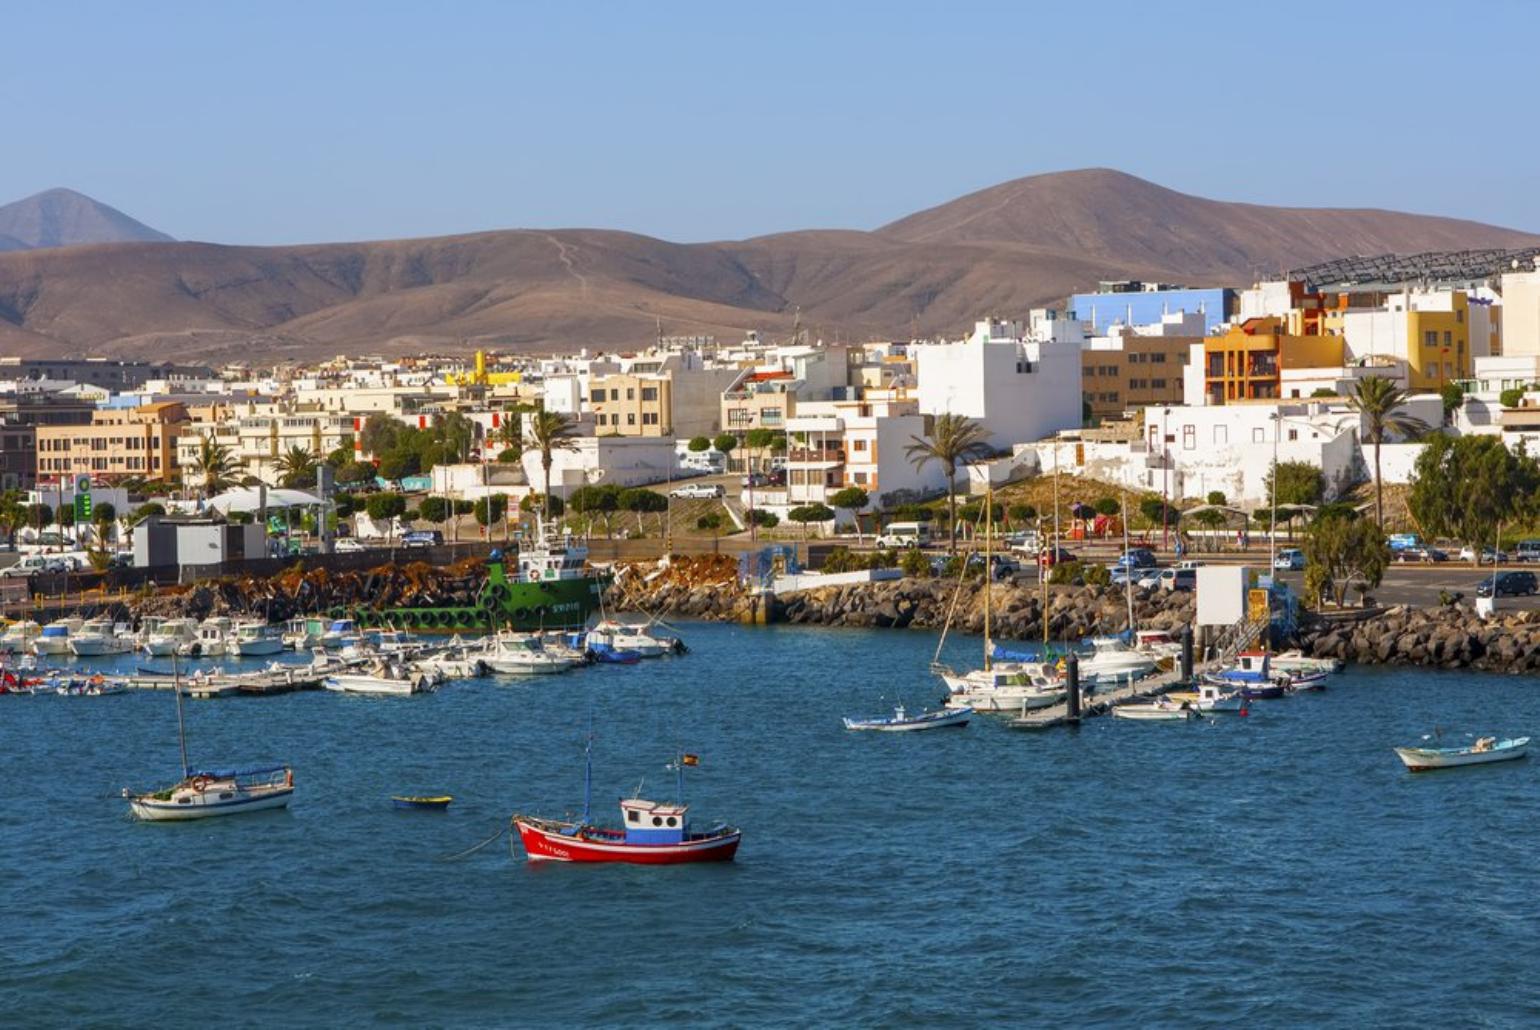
xmin=5 ymin=1 xmax=1536 ymax=245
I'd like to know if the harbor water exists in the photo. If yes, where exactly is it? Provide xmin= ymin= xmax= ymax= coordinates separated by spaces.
xmin=5 ymin=623 xmax=1540 ymax=1026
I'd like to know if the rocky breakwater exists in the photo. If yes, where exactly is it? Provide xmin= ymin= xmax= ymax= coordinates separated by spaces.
xmin=1300 ymin=604 xmax=1540 ymax=674
xmin=609 ymin=556 xmax=1196 ymax=638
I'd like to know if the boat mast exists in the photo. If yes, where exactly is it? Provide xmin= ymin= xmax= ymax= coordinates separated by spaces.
xmin=172 ymin=650 xmax=190 ymax=779
xmin=581 ymin=712 xmax=593 ymax=825
xmin=1121 ymin=488 xmax=1135 ymax=634
xmin=983 ymin=484 xmax=992 ymax=671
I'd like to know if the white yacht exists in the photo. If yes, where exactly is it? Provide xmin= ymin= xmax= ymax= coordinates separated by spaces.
xmin=940 ymin=663 xmax=1066 ymax=713
xmin=232 ymin=620 xmax=285 ymax=657
xmin=33 ymin=618 xmax=83 ymax=656
xmin=69 ymin=618 xmax=133 ymax=657
xmin=1076 ymin=636 xmax=1158 ymax=687
xmin=323 ymin=658 xmax=435 ymax=696
xmin=143 ymin=618 xmax=200 ymax=656
xmin=319 ymin=618 xmax=361 ymax=649
xmin=479 ymin=633 xmax=583 ymax=675
xmin=0 ymin=620 xmax=40 ymax=654
xmin=585 ymin=619 xmax=681 ymax=658
xmin=196 ymin=617 xmax=234 ymax=657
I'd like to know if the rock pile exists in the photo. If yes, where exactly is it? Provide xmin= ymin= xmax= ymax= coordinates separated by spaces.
xmin=1299 ymin=604 xmax=1540 ymax=674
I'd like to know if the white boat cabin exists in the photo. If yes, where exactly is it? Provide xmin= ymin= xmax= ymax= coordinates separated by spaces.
xmin=620 ymin=798 xmax=689 ymax=845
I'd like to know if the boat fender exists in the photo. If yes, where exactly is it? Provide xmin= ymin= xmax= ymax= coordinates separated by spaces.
xmin=285 ymin=769 xmax=294 ymax=788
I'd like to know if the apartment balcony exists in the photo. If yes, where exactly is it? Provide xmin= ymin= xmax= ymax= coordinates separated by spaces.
xmin=786 ymin=448 xmax=845 ymax=467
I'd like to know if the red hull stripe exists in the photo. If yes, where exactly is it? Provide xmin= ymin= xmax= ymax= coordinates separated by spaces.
xmin=515 ymin=820 xmax=740 ymax=864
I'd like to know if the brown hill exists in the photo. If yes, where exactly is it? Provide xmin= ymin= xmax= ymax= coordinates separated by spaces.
xmin=0 ymin=170 xmax=1533 ymax=360
xmin=0 ymin=188 xmax=173 ymax=250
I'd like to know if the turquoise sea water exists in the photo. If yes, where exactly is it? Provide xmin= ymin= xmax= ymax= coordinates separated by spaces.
xmin=4 ymin=623 xmax=1540 ymax=1027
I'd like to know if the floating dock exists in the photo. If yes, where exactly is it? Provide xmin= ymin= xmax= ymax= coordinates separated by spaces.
xmin=1007 ymin=665 xmax=1186 ymax=730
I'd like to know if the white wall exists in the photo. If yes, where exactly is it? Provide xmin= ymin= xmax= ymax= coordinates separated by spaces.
xmin=914 ymin=334 xmax=1082 ymax=450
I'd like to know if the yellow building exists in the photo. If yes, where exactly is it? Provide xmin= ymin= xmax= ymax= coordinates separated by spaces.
xmin=590 ymin=373 xmax=673 ymax=436
xmin=1202 ymin=318 xmax=1343 ymax=404
xmin=1404 ymin=292 xmax=1471 ymax=390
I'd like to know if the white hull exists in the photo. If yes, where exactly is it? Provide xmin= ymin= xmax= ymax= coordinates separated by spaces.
xmin=941 ymin=678 xmax=1064 ymax=712
xmin=844 ymin=707 xmax=971 ymax=731
xmin=235 ymin=638 xmax=286 ymax=657
xmin=1113 ymin=704 xmax=1196 ymax=721
xmin=323 ymin=674 xmax=427 ymax=695
xmin=483 ymin=655 xmax=577 ymax=675
xmin=1079 ymin=655 xmax=1158 ymax=685
xmin=414 ymin=657 xmax=485 ymax=679
xmin=1394 ymin=738 xmax=1528 ymax=771
xmin=69 ymin=639 xmax=131 ymax=657
xmin=143 ymin=639 xmax=182 ymax=656
xmin=129 ymin=787 xmax=293 ymax=821
xmin=32 ymin=639 xmax=71 ymax=656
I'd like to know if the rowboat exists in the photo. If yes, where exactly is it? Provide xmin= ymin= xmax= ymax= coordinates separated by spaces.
xmin=843 ymin=704 xmax=971 ymax=732
xmin=1112 ymin=699 xmax=1197 ymax=721
xmin=1166 ymin=683 xmax=1246 ymax=714
xmin=1286 ymin=672 xmax=1328 ymax=693
xmin=1394 ymin=736 xmax=1529 ymax=772
xmin=392 ymin=795 xmax=453 ymax=810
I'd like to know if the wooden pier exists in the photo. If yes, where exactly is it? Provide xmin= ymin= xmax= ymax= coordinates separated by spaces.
xmin=1006 ymin=665 xmax=1188 ymax=730
xmin=123 ymin=665 xmax=330 ymax=698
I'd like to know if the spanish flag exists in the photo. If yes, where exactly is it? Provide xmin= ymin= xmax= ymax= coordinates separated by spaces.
xmin=681 ymin=754 xmax=700 ymax=766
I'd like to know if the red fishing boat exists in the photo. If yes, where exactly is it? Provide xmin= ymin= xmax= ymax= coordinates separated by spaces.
xmin=513 ymin=733 xmax=741 ymax=864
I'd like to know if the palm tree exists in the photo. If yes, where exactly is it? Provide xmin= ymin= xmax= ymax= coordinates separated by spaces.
xmin=1346 ymin=376 xmax=1428 ymax=527
xmin=188 ymin=435 xmax=244 ymax=499
xmin=523 ymin=409 xmax=581 ymax=519
xmin=903 ymin=413 xmax=991 ymax=552
xmin=274 ymin=445 xmax=319 ymax=488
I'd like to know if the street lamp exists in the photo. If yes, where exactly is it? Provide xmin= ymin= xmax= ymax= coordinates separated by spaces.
xmin=1161 ymin=406 xmax=1171 ymax=550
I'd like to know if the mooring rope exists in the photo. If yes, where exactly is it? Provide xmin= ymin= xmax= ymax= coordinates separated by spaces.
xmin=440 ymin=821 xmax=510 ymax=861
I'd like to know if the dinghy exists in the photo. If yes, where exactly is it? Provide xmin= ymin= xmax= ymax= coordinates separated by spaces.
xmin=843 ymin=703 xmax=972 ymax=732
xmin=1394 ymin=735 xmax=1529 ymax=772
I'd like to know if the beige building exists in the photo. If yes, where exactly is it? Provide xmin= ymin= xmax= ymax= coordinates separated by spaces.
xmin=1082 ymin=334 xmax=1197 ymax=420
xmin=1502 ymin=260 xmax=1540 ymax=357
xmin=177 ymin=405 xmax=357 ymax=486
xmin=35 ymin=401 xmax=188 ymax=484
xmin=589 ymin=373 xmax=672 ymax=436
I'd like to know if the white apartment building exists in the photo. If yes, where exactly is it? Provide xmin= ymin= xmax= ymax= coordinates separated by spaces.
xmin=177 ymin=406 xmax=357 ymax=486
xmin=782 ymin=396 xmax=945 ymax=510
xmin=913 ymin=319 xmax=1083 ymax=450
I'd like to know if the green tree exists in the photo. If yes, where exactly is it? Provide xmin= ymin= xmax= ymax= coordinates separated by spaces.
xmin=91 ymin=501 xmax=117 ymax=547
xmin=359 ymin=413 xmax=403 ymax=456
xmin=788 ymin=503 xmax=835 ymax=539
xmin=618 ymin=487 xmax=668 ymax=536
xmin=1347 ymin=375 xmax=1429 ymax=527
xmin=0 ymin=490 xmax=28 ymax=548
xmin=903 ymin=413 xmax=990 ymax=552
xmin=899 ymin=548 xmax=930 ymax=577
xmin=829 ymin=486 xmax=869 ymax=541
xmin=365 ymin=493 xmax=406 ymax=521
xmin=1439 ymin=382 xmax=1465 ymax=422
xmin=695 ymin=512 xmax=723 ymax=537
xmin=524 ymin=409 xmax=581 ymax=519
xmin=1206 ymin=490 xmax=1227 ymax=506
xmin=473 ymin=494 xmax=508 ymax=528
xmin=275 ymin=445 xmax=320 ymax=489
xmin=1265 ymin=460 xmax=1325 ymax=507
xmin=1138 ymin=495 xmax=1178 ymax=528
xmin=1303 ymin=510 xmax=1389 ymax=607
xmin=187 ymin=435 xmax=243 ymax=497
xmin=745 ymin=427 xmax=776 ymax=473
xmin=336 ymin=460 xmax=375 ymax=485
xmin=496 ymin=448 xmax=520 ymax=463
xmin=1500 ymin=387 xmax=1525 ymax=409
xmin=712 ymin=433 xmax=738 ymax=470
xmin=687 ymin=436 xmax=712 ymax=453
xmin=568 ymin=484 xmax=620 ymax=537
xmin=1007 ymin=503 xmax=1036 ymax=525
xmin=891 ymin=503 xmax=936 ymax=523
xmin=377 ymin=448 xmax=420 ymax=483
xmin=520 ymin=493 xmax=565 ymax=518
xmin=748 ymin=509 xmax=778 ymax=528
xmin=28 ymin=503 xmax=54 ymax=535
xmin=1093 ymin=496 xmax=1120 ymax=516
xmin=1409 ymin=434 xmax=1540 ymax=562
xmin=417 ymin=496 xmax=451 ymax=523
xmin=325 ymin=443 xmax=355 ymax=468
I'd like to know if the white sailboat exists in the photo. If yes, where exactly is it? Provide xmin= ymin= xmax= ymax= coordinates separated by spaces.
xmin=123 ymin=654 xmax=295 ymax=821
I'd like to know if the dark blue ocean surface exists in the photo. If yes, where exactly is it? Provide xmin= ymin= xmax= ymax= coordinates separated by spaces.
xmin=4 ymin=623 xmax=1540 ymax=1027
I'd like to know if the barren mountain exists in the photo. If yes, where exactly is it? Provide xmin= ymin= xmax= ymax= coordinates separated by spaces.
xmin=0 ymin=171 xmax=1532 ymax=360
xmin=0 ymin=188 xmax=173 ymax=250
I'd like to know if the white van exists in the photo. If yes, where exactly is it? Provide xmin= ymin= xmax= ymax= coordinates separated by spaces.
xmin=875 ymin=521 xmax=932 ymax=549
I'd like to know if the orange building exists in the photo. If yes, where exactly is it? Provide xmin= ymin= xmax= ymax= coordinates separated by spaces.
xmin=1202 ymin=318 xmax=1343 ymax=404
xmin=35 ymin=401 xmax=189 ymax=483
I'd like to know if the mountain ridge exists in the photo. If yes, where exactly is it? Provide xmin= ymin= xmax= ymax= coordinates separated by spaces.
xmin=0 ymin=188 xmax=173 ymax=251
xmin=0 ymin=171 xmax=1533 ymax=360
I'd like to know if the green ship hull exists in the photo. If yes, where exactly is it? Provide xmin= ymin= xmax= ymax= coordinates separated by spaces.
xmin=345 ymin=559 xmax=607 ymax=634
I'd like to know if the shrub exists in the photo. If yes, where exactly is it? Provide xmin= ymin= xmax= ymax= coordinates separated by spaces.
xmin=1007 ymin=503 xmax=1036 ymax=524
xmin=417 ymin=496 xmax=451 ymax=522
xmin=365 ymin=494 xmax=407 ymax=521
xmin=1093 ymin=497 xmax=1120 ymax=516
xmin=748 ymin=509 xmax=779 ymax=528
xmin=687 ymin=436 xmax=712 ymax=453
xmin=1500 ymin=387 xmax=1525 ymax=409
xmin=899 ymin=549 xmax=931 ymax=577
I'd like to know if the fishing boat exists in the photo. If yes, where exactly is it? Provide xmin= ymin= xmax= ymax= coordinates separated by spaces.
xmin=512 ymin=734 xmax=740 ymax=864
xmin=480 ymin=633 xmax=583 ymax=675
xmin=1287 ymin=673 xmax=1328 ymax=693
xmin=1166 ymin=682 xmax=1246 ymax=714
xmin=412 ymin=647 xmax=487 ymax=680
xmin=143 ymin=617 xmax=200 ymax=656
xmin=196 ymin=617 xmax=234 ymax=657
xmin=56 ymin=674 xmax=128 ymax=696
xmin=282 ymin=616 xmax=328 ymax=650
xmin=0 ymin=620 xmax=40 ymax=654
xmin=586 ymin=618 xmax=683 ymax=658
xmin=1394 ymin=735 xmax=1529 ymax=772
xmin=69 ymin=618 xmax=133 ymax=657
xmin=122 ymin=655 xmax=295 ymax=821
xmin=1112 ymin=698 xmax=1197 ymax=721
xmin=232 ymin=620 xmax=285 ymax=657
xmin=1204 ymin=652 xmax=1292 ymax=698
xmin=392 ymin=795 xmax=453 ymax=810
xmin=318 ymin=618 xmax=361 ymax=648
xmin=323 ymin=658 xmax=435 ymax=695
xmin=843 ymin=703 xmax=972 ymax=731
xmin=32 ymin=618 xmax=82 ymax=656
xmin=586 ymin=640 xmax=643 ymax=664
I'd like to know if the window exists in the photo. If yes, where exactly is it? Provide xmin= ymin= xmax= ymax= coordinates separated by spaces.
xmin=853 ymin=472 xmax=867 ymax=484
xmin=1151 ymin=378 xmax=1166 ymax=389
xmin=626 ymin=414 xmax=636 ymax=425
xmin=591 ymin=389 xmax=606 ymax=402
xmin=1213 ymin=425 xmax=1228 ymax=445
xmin=1425 ymin=330 xmax=1438 ymax=348
xmin=1443 ymin=331 xmax=1452 ymax=347
xmin=1150 ymin=352 xmax=1166 ymax=363
xmin=626 ymin=388 xmax=635 ymax=400
xmin=1457 ymin=309 xmax=1464 ymax=323
xmin=1288 ymin=429 xmax=1298 ymax=441
xmin=1182 ymin=426 xmax=1195 ymax=450
xmin=628 ymin=810 xmax=638 ymax=823
xmin=642 ymin=413 xmax=659 ymax=426
xmin=641 ymin=387 xmax=658 ymax=402
xmin=1252 ymin=427 xmax=1265 ymax=443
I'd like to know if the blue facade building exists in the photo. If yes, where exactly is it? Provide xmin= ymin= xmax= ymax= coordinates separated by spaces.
xmin=1070 ymin=286 xmax=1235 ymax=334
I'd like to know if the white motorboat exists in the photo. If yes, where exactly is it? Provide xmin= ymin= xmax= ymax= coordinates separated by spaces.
xmin=940 ymin=664 xmax=1066 ymax=713
xmin=1166 ymin=682 xmax=1246 ymax=714
xmin=319 ymin=618 xmax=361 ymax=649
xmin=412 ymin=644 xmax=487 ymax=679
xmin=69 ymin=618 xmax=133 ymax=657
xmin=323 ymin=659 xmax=435 ymax=696
xmin=1394 ymin=735 xmax=1529 ymax=772
xmin=0 ymin=620 xmax=40 ymax=653
xmin=282 ymin=617 xmax=327 ymax=650
xmin=1133 ymin=629 xmax=1183 ymax=659
xmin=1076 ymin=636 xmax=1159 ymax=686
xmin=196 ymin=617 xmax=234 ymax=657
xmin=143 ymin=618 xmax=199 ymax=656
xmin=232 ymin=620 xmax=285 ymax=657
xmin=480 ymin=634 xmax=583 ymax=676
xmin=1113 ymin=698 xmax=1198 ymax=721
xmin=586 ymin=619 xmax=682 ymax=658
xmin=843 ymin=703 xmax=972 ymax=731
xmin=1269 ymin=649 xmax=1343 ymax=675
xmin=371 ymin=629 xmax=423 ymax=656
xmin=32 ymin=618 xmax=82 ymax=656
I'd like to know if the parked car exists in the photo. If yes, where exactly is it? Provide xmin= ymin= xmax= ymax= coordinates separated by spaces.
xmin=1110 ymin=548 xmax=1157 ymax=570
xmin=1395 ymin=545 xmax=1448 ymax=563
xmin=1477 ymin=571 xmax=1538 ymax=598
xmin=1458 ymin=546 xmax=1509 ymax=565
xmin=0 ymin=555 xmax=67 ymax=578
xmin=1159 ymin=568 xmax=1198 ymax=592
xmin=670 ymin=483 xmax=724 ymax=499
xmin=1134 ymin=568 xmax=1163 ymax=589
xmin=1515 ymin=540 xmax=1540 ymax=563
xmin=875 ymin=521 xmax=932 ymax=549
xmin=334 ymin=538 xmax=366 ymax=553
xmin=402 ymin=530 xmax=444 ymax=549
xmin=1273 ymin=549 xmax=1306 ymax=571
xmin=1037 ymin=546 xmax=1076 ymax=567
xmin=741 ymin=472 xmax=771 ymax=488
